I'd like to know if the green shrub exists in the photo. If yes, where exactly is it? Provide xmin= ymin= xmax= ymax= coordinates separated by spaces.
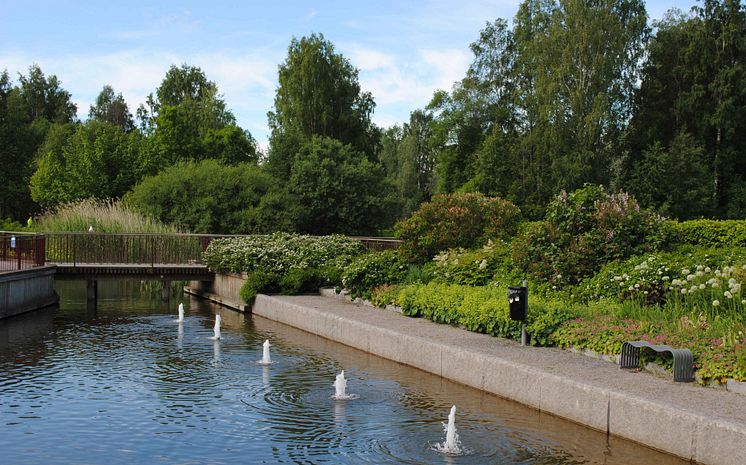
xmin=0 ymin=218 xmax=24 ymax=231
xmin=432 ymin=240 xmax=516 ymax=287
xmin=341 ymin=250 xmax=409 ymax=300
xmin=126 ymin=160 xmax=295 ymax=234
xmin=395 ymin=192 xmax=521 ymax=262
xmin=240 ymin=270 xmax=281 ymax=302
xmin=370 ymin=284 xmax=405 ymax=308
xmin=392 ymin=283 xmax=577 ymax=346
xmin=512 ymin=185 xmax=669 ymax=287
xmin=279 ymin=268 xmax=323 ymax=294
xmin=670 ymin=219 xmax=746 ymax=248
xmin=203 ymin=233 xmax=365 ymax=274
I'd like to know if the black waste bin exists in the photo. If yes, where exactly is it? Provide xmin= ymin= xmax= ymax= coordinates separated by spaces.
xmin=508 ymin=286 xmax=527 ymax=321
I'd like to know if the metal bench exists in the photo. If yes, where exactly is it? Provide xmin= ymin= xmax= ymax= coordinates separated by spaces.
xmin=619 ymin=340 xmax=694 ymax=382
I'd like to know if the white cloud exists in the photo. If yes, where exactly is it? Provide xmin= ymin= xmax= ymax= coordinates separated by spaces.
xmin=345 ymin=44 xmax=471 ymax=127
xmin=420 ymin=48 xmax=471 ymax=91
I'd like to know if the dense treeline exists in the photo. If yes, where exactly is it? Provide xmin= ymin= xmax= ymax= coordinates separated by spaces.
xmin=1 ymin=0 xmax=744 ymax=233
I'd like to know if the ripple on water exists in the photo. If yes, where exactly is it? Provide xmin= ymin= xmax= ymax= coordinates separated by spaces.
xmin=0 ymin=296 xmax=690 ymax=465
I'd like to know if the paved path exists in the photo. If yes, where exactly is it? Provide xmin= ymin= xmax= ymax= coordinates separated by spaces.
xmin=252 ymin=293 xmax=746 ymax=465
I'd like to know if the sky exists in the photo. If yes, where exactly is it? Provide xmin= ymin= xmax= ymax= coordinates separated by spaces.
xmin=1 ymin=0 xmax=699 ymax=148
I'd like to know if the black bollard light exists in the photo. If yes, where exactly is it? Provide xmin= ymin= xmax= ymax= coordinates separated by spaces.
xmin=508 ymin=282 xmax=528 ymax=345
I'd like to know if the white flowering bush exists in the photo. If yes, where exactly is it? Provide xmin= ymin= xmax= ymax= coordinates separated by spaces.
xmin=576 ymin=247 xmax=746 ymax=318
xmin=203 ymin=233 xmax=365 ymax=274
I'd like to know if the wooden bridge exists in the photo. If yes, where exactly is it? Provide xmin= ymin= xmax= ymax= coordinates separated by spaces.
xmin=2 ymin=231 xmax=400 ymax=278
xmin=1 ymin=231 xmax=399 ymax=311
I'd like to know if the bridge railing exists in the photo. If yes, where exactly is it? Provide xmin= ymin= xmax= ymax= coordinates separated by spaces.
xmin=43 ymin=233 xmax=226 ymax=266
xmin=1 ymin=232 xmax=46 ymax=273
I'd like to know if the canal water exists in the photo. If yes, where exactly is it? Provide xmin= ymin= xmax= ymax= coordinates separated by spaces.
xmin=0 ymin=281 xmax=687 ymax=465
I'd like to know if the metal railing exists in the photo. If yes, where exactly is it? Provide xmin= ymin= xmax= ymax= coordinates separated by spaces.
xmin=2 ymin=232 xmax=401 ymax=271
xmin=350 ymin=236 xmax=402 ymax=251
xmin=43 ymin=233 xmax=225 ymax=266
xmin=1 ymin=232 xmax=46 ymax=273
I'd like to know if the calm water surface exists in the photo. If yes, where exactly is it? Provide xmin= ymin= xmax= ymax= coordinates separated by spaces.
xmin=0 ymin=281 xmax=687 ymax=465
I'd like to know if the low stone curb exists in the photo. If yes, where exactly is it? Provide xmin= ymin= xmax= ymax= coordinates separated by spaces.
xmin=252 ymin=293 xmax=746 ymax=465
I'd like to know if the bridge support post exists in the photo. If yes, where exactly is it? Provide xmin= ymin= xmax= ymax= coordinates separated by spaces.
xmin=86 ymin=279 xmax=97 ymax=312
xmin=161 ymin=279 xmax=171 ymax=303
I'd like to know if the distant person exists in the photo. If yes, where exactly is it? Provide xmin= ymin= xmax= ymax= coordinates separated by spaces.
xmin=27 ymin=216 xmax=33 ymax=229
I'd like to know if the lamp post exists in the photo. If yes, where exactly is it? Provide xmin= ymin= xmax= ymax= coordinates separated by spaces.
xmin=508 ymin=280 xmax=528 ymax=346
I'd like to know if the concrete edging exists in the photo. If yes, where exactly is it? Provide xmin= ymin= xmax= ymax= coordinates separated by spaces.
xmin=0 ymin=266 xmax=58 ymax=319
xmin=251 ymin=293 xmax=746 ymax=465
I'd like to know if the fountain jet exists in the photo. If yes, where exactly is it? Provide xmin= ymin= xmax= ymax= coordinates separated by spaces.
xmin=332 ymin=371 xmax=357 ymax=400
xmin=210 ymin=314 xmax=222 ymax=340
xmin=435 ymin=405 xmax=462 ymax=454
xmin=258 ymin=339 xmax=272 ymax=365
xmin=177 ymin=303 xmax=184 ymax=322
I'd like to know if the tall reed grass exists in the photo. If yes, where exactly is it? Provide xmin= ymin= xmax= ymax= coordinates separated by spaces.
xmin=35 ymin=199 xmax=183 ymax=233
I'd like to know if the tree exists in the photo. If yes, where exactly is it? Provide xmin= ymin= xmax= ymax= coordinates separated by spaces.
xmin=125 ymin=160 xmax=294 ymax=234
xmin=0 ymin=66 xmax=77 ymax=219
xmin=30 ymin=121 xmax=143 ymax=208
xmin=429 ymin=19 xmax=517 ymax=194
xmin=89 ymin=85 xmax=134 ymax=131
xmin=0 ymin=71 xmax=36 ymax=218
xmin=267 ymin=33 xmax=376 ymax=178
xmin=288 ymin=136 xmax=395 ymax=235
xmin=626 ymin=133 xmax=715 ymax=219
xmin=624 ymin=1 xmax=746 ymax=217
xmin=396 ymin=110 xmax=436 ymax=216
xmin=17 ymin=65 xmax=77 ymax=124
xmin=513 ymin=0 xmax=648 ymax=201
xmin=139 ymin=64 xmax=257 ymax=171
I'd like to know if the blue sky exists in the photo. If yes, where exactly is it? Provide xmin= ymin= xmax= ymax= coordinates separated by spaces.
xmin=1 ymin=0 xmax=699 ymax=148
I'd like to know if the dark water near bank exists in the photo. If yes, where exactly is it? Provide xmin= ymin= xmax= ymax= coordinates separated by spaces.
xmin=0 ymin=281 xmax=687 ymax=465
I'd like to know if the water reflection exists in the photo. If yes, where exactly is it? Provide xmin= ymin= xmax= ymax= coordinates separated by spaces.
xmin=0 ymin=280 xmax=689 ymax=465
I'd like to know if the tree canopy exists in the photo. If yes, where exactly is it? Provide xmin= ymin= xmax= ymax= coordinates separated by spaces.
xmin=267 ymin=33 xmax=377 ymax=178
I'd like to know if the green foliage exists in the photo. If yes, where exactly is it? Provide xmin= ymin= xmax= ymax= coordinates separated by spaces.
xmin=89 ymin=85 xmax=134 ymax=131
xmin=0 ymin=217 xmax=24 ymax=231
xmin=395 ymin=192 xmax=522 ymax=262
xmin=382 ymin=111 xmax=436 ymax=218
xmin=625 ymin=134 xmax=715 ymax=219
xmin=391 ymin=283 xmax=577 ymax=345
xmin=370 ymin=284 xmax=406 ymax=308
xmin=125 ymin=160 xmax=293 ymax=234
xmin=625 ymin=2 xmax=746 ymax=218
xmin=31 ymin=120 xmax=143 ymax=208
xmin=240 ymin=270 xmax=281 ymax=302
xmin=203 ymin=233 xmax=365 ymax=274
xmin=575 ymin=249 xmax=746 ymax=322
xmin=137 ymin=64 xmax=257 ymax=172
xmin=0 ymin=66 xmax=77 ymax=220
xmin=35 ymin=198 xmax=180 ymax=233
xmin=431 ymin=240 xmax=516 ymax=287
xmin=267 ymin=33 xmax=376 ymax=178
xmin=670 ymin=220 xmax=746 ymax=248
xmin=552 ymin=316 xmax=746 ymax=383
xmin=288 ymin=136 xmax=395 ymax=235
xmin=512 ymin=185 xmax=669 ymax=286
xmin=278 ymin=268 xmax=324 ymax=295
xmin=341 ymin=251 xmax=409 ymax=299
